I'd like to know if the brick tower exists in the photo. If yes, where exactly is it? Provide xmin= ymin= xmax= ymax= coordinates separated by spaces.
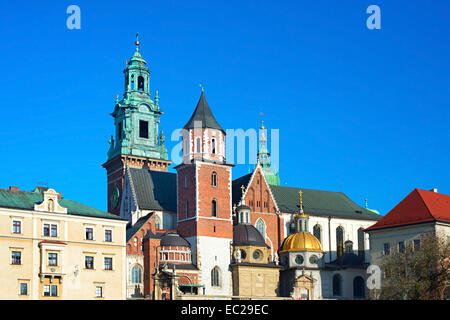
xmin=175 ymin=89 xmax=233 ymax=296
xmin=102 ymin=35 xmax=171 ymax=215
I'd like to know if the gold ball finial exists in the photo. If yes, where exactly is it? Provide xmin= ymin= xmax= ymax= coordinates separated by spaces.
xmin=241 ymin=185 xmax=245 ymax=197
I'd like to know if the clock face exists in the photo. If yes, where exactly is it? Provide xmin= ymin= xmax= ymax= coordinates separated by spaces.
xmin=110 ymin=185 xmax=120 ymax=209
xmin=295 ymin=254 xmax=304 ymax=265
xmin=309 ymin=255 xmax=318 ymax=264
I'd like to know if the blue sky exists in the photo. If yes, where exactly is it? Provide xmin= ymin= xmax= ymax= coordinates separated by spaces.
xmin=0 ymin=0 xmax=449 ymax=215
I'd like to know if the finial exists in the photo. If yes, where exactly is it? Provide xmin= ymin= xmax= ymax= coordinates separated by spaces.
xmin=365 ymin=198 xmax=368 ymax=209
xmin=241 ymin=185 xmax=245 ymax=197
xmin=125 ymin=60 xmax=127 ymax=67
xmin=199 ymin=83 xmax=204 ymax=92
xmin=116 ymin=94 xmax=119 ymax=100
xmin=299 ymin=190 xmax=303 ymax=208
xmin=260 ymin=112 xmax=265 ymax=129
xmin=135 ymin=32 xmax=140 ymax=50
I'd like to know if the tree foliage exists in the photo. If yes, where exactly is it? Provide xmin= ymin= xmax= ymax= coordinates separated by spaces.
xmin=378 ymin=232 xmax=450 ymax=300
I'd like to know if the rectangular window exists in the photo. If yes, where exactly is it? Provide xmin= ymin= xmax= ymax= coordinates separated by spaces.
xmin=51 ymin=285 xmax=58 ymax=297
xmin=105 ymin=230 xmax=112 ymax=242
xmin=104 ymin=257 xmax=113 ymax=270
xmin=398 ymin=241 xmax=405 ymax=253
xmin=20 ymin=283 xmax=28 ymax=295
xmin=139 ymin=120 xmax=149 ymax=139
xmin=185 ymin=175 xmax=188 ymax=189
xmin=96 ymin=286 xmax=103 ymax=298
xmin=86 ymin=228 xmax=93 ymax=240
xmin=383 ymin=243 xmax=390 ymax=255
xmin=43 ymin=285 xmax=50 ymax=297
xmin=51 ymin=224 xmax=57 ymax=237
xmin=44 ymin=285 xmax=58 ymax=297
xmin=48 ymin=253 xmax=57 ymax=266
xmin=85 ymin=256 xmax=94 ymax=269
xmin=414 ymin=239 xmax=420 ymax=251
xmin=12 ymin=251 xmax=21 ymax=265
xmin=13 ymin=220 xmax=21 ymax=234
xmin=43 ymin=224 xmax=50 ymax=236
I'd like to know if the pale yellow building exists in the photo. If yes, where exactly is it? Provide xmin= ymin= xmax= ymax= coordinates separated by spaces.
xmin=0 ymin=186 xmax=128 ymax=300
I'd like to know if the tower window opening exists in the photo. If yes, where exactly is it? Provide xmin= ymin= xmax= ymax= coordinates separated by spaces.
xmin=212 ymin=199 xmax=217 ymax=217
xmin=211 ymin=172 xmax=217 ymax=187
xmin=138 ymin=76 xmax=145 ymax=92
xmin=196 ymin=137 xmax=201 ymax=153
xmin=139 ymin=120 xmax=149 ymax=139
xmin=131 ymin=74 xmax=135 ymax=90
xmin=118 ymin=121 xmax=122 ymax=141
xmin=211 ymin=138 xmax=216 ymax=154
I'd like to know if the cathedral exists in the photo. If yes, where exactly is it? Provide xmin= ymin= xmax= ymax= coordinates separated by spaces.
xmin=104 ymin=37 xmax=382 ymax=300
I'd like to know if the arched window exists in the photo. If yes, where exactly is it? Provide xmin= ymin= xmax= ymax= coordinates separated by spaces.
xmin=211 ymin=199 xmax=217 ymax=217
xmin=155 ymin=215 xmax=161 ymax=230
xmin=358 ymin=228 xmax=365 ymax=261
xmin=138 ymin=76 xmax=145 ymax=91
xmin=332 ymin=274 xmax=342 ymax=296
xmin=131 ymin=265 xmax=142 ymax=284
xmin=130 ymin=74 xmax=135 ymax=90
xmin=353 ymin=276 xmax=365 ymax=299
xmin=196 ymin=137 xmax=201 ymax=153
xmin=211 ymin=267 xmax=220 ymax=287
xmin=211 ymin=172 xmax=217 ymax=187
xmin=336 ymin=226 xmax=344 ymax=258
xmin=313 ymin=224 xmax=321 ymax=243
xmin=256 ymin=219 xmax=266 ymax=239
xmin=211 ymin=138 xmax=216 ymax=154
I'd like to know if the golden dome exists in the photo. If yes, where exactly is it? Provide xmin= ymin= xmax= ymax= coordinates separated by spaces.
xmin=280 ymin=232 xmax=323 ymax=253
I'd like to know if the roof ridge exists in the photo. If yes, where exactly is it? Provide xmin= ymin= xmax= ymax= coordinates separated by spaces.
xmin=415 ymin=188 xmax=442 ymax=220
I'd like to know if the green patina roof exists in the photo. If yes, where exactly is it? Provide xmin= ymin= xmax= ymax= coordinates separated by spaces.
xmin=232 ymin=173 xmax=381 ymax=221
xmin=269 ymin=185 xmax=381 ymax=221
xmin=0 ymin=188 xmax=125 ymax=221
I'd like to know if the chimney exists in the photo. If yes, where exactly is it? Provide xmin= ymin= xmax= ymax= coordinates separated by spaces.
xmin=9 ymin=186 xmax=19 ymax=192
xmin=429 ymin=188 xmax=438 ymax=193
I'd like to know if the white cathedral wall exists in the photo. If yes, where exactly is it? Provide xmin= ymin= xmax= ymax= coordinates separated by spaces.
xmin=320 ymin=269 xmax=368 ymax=299
xmin=186 ymin=235 xmax=232 ymax=297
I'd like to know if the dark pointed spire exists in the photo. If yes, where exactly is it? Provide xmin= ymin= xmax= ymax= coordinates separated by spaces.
xmin=183 ymin=90 xmax=224 ymax=132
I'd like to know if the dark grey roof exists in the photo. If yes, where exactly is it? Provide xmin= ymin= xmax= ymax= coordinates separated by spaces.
xmin=236 ymin=204 xmax=251 ymax=211
xmin=160 ymin=232 xmax=191 ymax=247
xmin=270 ymin=185 xmax=381 ymax=221
xmin=128 ymin=168 xmax=177 ymax=211
xmin=183 ymin=91 xmax=224 ymax=132
xmin=159 ymin=263 xmax=199 ymax=270
xmin=233 ymin=224 xmax=268 ymax=247
xmin=326 ymin=253 xmax=367 ymax=270
xmin=126 ymin=215 xmax=152 ymax=242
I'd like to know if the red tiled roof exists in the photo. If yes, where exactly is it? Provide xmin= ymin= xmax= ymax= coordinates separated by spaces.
xmin=365 ymin=189 xmax=450 ymax=232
